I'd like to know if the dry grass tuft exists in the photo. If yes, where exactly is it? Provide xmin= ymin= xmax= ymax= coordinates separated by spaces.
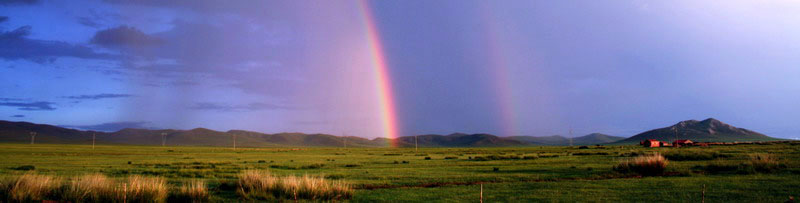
xmin=62 ymin=174 xmax=116 ymax=202
xmin=124 ymin=175 xmax=168 ymax=202
xmin=614 ymin=153 xmax=669 ymax=176
xmin=8 ymin=173 xmax=61 ymax=201
xmin=170 ymin=180 xmax=210 ymax=202
xmin=749 ymin=153 xmax=782 ymax=173
xmin=238 ymin=170 xmax=352 ymax=200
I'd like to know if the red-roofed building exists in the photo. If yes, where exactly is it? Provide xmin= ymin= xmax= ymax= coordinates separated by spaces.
xmin=640 ymin=139 xmax=661 ymax=147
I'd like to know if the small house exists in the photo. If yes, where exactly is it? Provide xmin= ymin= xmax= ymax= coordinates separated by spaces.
xmin=640 ymin=139 xmax=661 ymax=147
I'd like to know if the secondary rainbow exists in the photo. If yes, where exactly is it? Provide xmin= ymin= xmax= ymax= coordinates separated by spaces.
xmin=358 ymin=0 xmax=400 ymax=147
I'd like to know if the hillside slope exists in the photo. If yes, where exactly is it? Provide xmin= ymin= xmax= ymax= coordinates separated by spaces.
xmin=507 ymin=133 xmax=624 ymax=146
xmin=616 ymin=118 xmax=780 ymax=144
xmin=394 ymin=133 xmax=528 ymax=147
xmin=0 ymin=120 xmax=386 ymax=147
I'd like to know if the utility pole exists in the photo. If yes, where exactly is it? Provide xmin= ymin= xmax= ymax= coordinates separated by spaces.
xmin=569 ymin=129 xmax=573 ymax=147
xmin=342 ymin=133 xmax=347 ymax=149
xmin=30 ymin=132 xmax=36 ymax=145
xmin=92 ymin=132 xmax=96 ymax=150
xmin=161 ymin=132 xmax=167 ymax=147
xmin=674 ymin=128 xmax=679 ymax=147
xmin=415 ymin=135 xmax=418 ymax=152
xmin=233 ymin=134 xmax=237 ymax=150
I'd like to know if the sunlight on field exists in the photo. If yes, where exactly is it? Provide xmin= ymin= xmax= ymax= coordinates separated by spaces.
xmin=0 ymin=142 xmax=798 ymax=201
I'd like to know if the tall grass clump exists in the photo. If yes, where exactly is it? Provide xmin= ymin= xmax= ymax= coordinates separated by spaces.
xmin=169 ymin=180 xmax=210 ymax=202
xmin=61 ymin=174 xmax=116 ymax=202
xmin=284 ymin=175 xmax=353 ymax=200
xmin=749 ymin=153 xmax=783 ymax=173
xmin=237 ymin=170 xmax=352 ymax=200
xmin=614 ymin=153 xmax=669 ymax=176
xmin=238 ymin=170 xmax=282 ymax=200
xmin=7 ymin=173 xmax=61 ymax=201
xmin=124 ymin=175 xmax=168 ymax=202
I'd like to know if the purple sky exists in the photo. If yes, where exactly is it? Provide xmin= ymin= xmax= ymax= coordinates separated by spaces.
xmin=1 ymin=0 xmax=799 ymax=139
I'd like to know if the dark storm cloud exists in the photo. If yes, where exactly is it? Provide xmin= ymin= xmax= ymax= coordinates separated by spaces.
xmin=0 ymin=0 xmax=39 ymax=6
xmin=0 ymin=101 xmax=56 ymax=111
xmin=103 ymin=21 xmax=299 ymax=96
xmin=11 ymin=115 xmax=24 ymax=118
xmin=0 ymin=26 xmax=116 ymax=63
xmin=62 ymin=121 xmax=150 ymax=132
xmin=90 ymin=25 xmax=162 ymax=47
xmin=77 ymin=17 xmax=102 ymax=28
xmin=190 ymin=102 xmax=293 ymax=112
xmin=64 ymin=93 xmax=134 ymax=100
xmin=76 ymin=9 xmax=120 ymax=29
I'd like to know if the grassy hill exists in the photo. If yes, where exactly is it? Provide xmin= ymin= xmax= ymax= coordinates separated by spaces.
xmin=573 ymin=133 xmax=626 ymax=145
xmin=616 ymin=118 xmax=782 ymax=144
xmin=0 ymin=121 xmax=528 ymax=147
xmin=394 ymin=133 xmax=528 ymax=147
xmin=0 ymin=120 xmax=96 ymax=144
xmin=507 ymin=133 xmax=624 ymax=146
xmin=506 ymin=135 xmax=568 ymax=145
xmin=0 ymin=120 xmax=386 ymax=147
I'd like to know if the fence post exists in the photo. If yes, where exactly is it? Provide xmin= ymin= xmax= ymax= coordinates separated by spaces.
xmin=702 ymin=184 xmax=706 ymax=203
xmin=480 ymin=184 xmax=483 ymax=203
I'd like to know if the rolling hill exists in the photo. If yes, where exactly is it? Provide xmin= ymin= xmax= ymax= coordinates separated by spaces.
xmin=616 ymin=118 xmax=781 ymax=144
xmin=394 ymin=133 xmax=528 ymax=147
xmin=573 ymin=133 xmax=627 ymax=145
xmin=506 ymin=133 xmax=625 ymax=146
xmin=0 ymin=120 xmax=526 ymax=147
xmin=0 ymin=120 xmax=385 ymax=147
xmin=506 ymin=135 xmax=568 ymax=145
xmin=3 ymin=119 xmax=776 ymax=147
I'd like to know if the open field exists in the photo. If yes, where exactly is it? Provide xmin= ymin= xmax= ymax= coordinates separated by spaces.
xmin=1 ymin=142 xmax=799 ymax=202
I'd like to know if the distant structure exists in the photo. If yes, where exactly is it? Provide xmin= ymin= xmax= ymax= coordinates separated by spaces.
xmin=660 ymin=141 xmax=672 ymax=147
xmin=641 ymin=139 xmax=693 ymax=147
xmin=673 ymin=139 xmax=693 ymax=147
xmin=640 ymin=139 xmax=660 ymax=147
xmin=30 ymin=132 xmax=36 ymax=145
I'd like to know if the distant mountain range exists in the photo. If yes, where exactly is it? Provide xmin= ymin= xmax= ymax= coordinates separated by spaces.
xmin=0 ymin=118 xmax=783 ymax=147
xmin=0 ymin=120 xmax=387 ymax=147
xmin=615 ymin=118 xmax=782 ymax=144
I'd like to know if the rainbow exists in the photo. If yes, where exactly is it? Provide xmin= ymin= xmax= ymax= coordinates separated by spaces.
xmin=358 ymin=1 xmax=400 ymax=147
xmin=482 ymin=5 xmax=518 ymax=137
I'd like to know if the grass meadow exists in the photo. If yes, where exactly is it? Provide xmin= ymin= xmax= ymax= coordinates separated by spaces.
xmin=0 ymin=142 xmax=798 ymax=202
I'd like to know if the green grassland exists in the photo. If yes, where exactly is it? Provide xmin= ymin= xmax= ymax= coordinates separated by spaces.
xmin=1 ymin=142 xmax=799 ymax=202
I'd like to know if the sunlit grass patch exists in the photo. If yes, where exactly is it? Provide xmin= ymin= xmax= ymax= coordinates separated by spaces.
xmin=169 ymin=180 xmax=209 ymax=202
xmin=614 ymin=153 xmax=669 ymax=176
xmin=237 ymin=170 xmax=352 ymax=200
xmin=5 ymin=173 xmax=61 ymax=201
xmin=61 ymin=174 xmax=116 ymax=202
xmin=124 ymin=175 xmax=168 ymax=202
